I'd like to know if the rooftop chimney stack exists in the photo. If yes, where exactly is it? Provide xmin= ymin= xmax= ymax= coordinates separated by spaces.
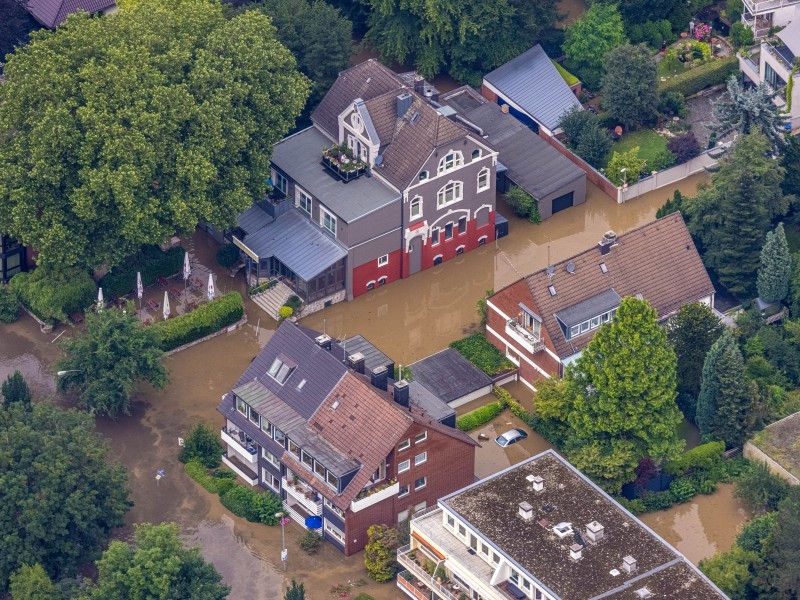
xmin=348 ymin=352 xmax=366 ymax=374
xmin=622 ymin=555 xmax=637 ymax=574
xmin=315 ymin=334 xmax=332 ymax=351
xmin=370 ymin=365 xmax=388 ymax=391
xmin=397 ymin=93 xmax=413 ymax=118
xmin=570 ymin=544 xmax=583 ymax=561
xmin=393 ymin=379 xmax=410 ymax=408
xmin=585 ymin=521 xmax=605 ymax=543
xmin=529 ymin=475 xmax=544 ymax=492
xmin=518 ymin=501 xmax=533 ymax=520
xmin=598 ymin=231 xmax=618 ymax=255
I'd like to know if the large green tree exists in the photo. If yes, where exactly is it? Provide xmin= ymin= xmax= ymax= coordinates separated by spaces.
xmin=561 ymin=297 xmax=683 ymax=490
xmin=364 ymin=524 xmax=399 ymax=583
xmin=712 ymin=76 xmax=789 ymax=152
xmin=601 ymin=44 xmax=658 ymax=130
xmin=83 ymin=523 xmax=229 ymax=600
xmin=2 ymin=370 xmax=32 ymax=408
xmin=56 ymin=306 xmax=167 ymax=417
xmin=687 ymin=132 xmax=789 ymax=298
xmin=0 ymin=402 xmax=131 ymax=590
xmin=0 ymin=0 xmax=310 ymax=270
xmin=758 ymin=223 xmax=792 ymax=303
xmin=563 ymin=3 xmax=627 ymax=89
xmin=667 ymin=302 xmax=724 ymax=402
xmin=763 ymin=487 xmax=800 ymax=597
xmin=696 ymin=330 xmax=754 ymax=447
xmin=9 ymin=564 xmax=61 ymax=600
xmin=363 ymin=0 xmax=558 ymax=84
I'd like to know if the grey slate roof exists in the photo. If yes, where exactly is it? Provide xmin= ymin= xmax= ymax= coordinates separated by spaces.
xmin=25 ymin=0 xmax=114 ymax=27
xmin=239 ymin=209 xmax=347 ymax=281
xmin=410 ymin=348 xmax=493 ymax=404
xmin=231 ymin=380 xmax=305 ymax=433
xmin=339 ymin=335 xmax=394 ymax=374
xmin=554 ymin=289 xmax=622 ymax=328
xmin=271 ymin=127 xmax=400 ymax=223
xmin=440 ymin=87 xmax=584 ymax=200
xmin=408 ymin=381 xmax=456 ymax=423
xmin=237 ymin=202 xmax=274 ymax=235
xmin=483 ymin=44 xmax=582 ymax=131
xmin=777 ymin=19 xmax=800 ymax=56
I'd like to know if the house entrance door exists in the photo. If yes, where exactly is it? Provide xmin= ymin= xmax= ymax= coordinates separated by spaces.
xmin=409 ymin=236 xmax=423 ymax=275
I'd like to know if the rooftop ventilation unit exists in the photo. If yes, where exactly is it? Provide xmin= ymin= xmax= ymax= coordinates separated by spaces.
xmin=518 ymin=501 xmax=533 ymax=520
xmin=347 ymin=352 xmax=366 ymax=374
xmin=570 ymin=544 xmax=583 ymax=561
xmin=634 ymin=588 xmax=653 ymax=599
xmin=586 ymin=521 xmax=605 ymax=543
xmin=553 ymin=522 xmax=573 ymax=538
xmin=621 ymin=555 xmax=637 ymax=574
xmin=531 ymin=475 xmax=544 ymax=492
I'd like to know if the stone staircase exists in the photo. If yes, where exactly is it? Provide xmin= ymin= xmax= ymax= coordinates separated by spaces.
xmin=251 ymin=281 xmax=294 ymax=320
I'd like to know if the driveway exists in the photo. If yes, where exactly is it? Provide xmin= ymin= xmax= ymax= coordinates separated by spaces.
xmin=469 ymin=411 xmax=553 ymax=480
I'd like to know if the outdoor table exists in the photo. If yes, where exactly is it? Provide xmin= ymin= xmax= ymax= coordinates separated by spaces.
xmin=145 ymin=298 xmax=159 ymax=311
xmin=168 ymin=287 xmax=182 ymax=301
xmin=157 ymin=276 xmax=169 ymax=288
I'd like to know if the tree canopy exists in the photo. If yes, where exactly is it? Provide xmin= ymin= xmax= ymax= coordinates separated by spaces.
xmin=758 ymin=222 xmax=792 ymax=303
xmin=2 ymin=370 xmax=32 ymax=408
xmin=667 ymin=302 xmax=724 ymax=401
xmin=0 ymin=0 xmax=310 ymax=270
xmin=563 ymin=3 xmax=627 ymax=89
xmin=763 ymin=487 xmax=800 ymax=597
xmin=0 ymin=402 xmax=131 ymax=590
xmin=712 ymin=76 xmax=789 ymax=152
xmin=56 ymin=305 xmax=167 ymax=417
xmin=601 ymin=44 xmax=658 ymax=130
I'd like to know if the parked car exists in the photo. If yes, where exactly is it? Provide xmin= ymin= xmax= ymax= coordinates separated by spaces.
xmin=495 ymin=428 xmax=528 ymax=447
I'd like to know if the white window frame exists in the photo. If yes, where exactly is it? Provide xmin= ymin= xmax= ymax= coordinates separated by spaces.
xmin=320 ymin=207 xmax=336 ymax=236
xmin=414 ymin=476 xmax=427 ymax=490
xmin=437 ymin=181 xmax=463 ymax=209
xmin=398 ymin=459 xmax=411 ymax=473
xmin=398 ymin=484 xmax=410 ymax=498
xmin=325 ymin=520 xmax=345 ymax=543
xmin=236 ymin=397 xmax=247 ymax=415
xmin=378 ymin=254 xmax=389 ymax=267
xmin=410 ymin=196 xmax=423 ymax=220
xmin=437 ymin=151 xmax=464 ymax=174
xmin=262 ymin=448 xmax=280 ymax=468
xmin=296 ymin=186 xmax=312 ymax=215
xmin=378 ymin=276 xmax=387 ymax=286
xmin=415 ymin=431 xmax=427 ymax=444
xmin=477 ymin=167 xmax=490 ymax=192
xmin=398 ymin=438 xmax=411 ymax=451
xmin=419 ymin=171 xmax=429 ymax=181
xmin=273 ymin=170 xmax=288 ymax=194
xmin=472 ymin=149 xmax=482 ymax=160
xmin=415 ymin=452 xmax=427 ymax=466
xmin=262 ymin=468 xmax=280 ymax=492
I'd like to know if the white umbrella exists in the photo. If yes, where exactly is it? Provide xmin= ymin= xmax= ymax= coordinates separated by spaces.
xmin=207 ymin=273 xmax=215 ymax=301
xmin=183 ymin=252 xmax=191 ymax=281
xmin=136 ymin=271 xmax=144 ymax=300
xmin=97 ymin=287 xmax=104 ymax=311
xmin=163 ymin=291 xmax=170 ymax=321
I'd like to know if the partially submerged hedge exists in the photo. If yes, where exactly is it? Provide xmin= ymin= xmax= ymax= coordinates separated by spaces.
xmin=456 ymin=400 xmax=504 ymax=431
xmin=450 ymin=333 xmax=515 ymax=376
xmin=659 ymin=57 xmax=738 ymax=97
xmin=152 ymin=291 xmax=243 ymax=351
xmin=100 ymin=245 xmax=185 ymax=299
xmin=10 ymin=266 xmax=96 ymax=323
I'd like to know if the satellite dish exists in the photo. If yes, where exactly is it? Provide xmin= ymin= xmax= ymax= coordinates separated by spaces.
xmin=375 ymin=154 xmax=384 ymax=166
xmin=546 ymin=265 xmax=555 ymax=277
xmin=566 ymin=262 xmax=576 ymax=274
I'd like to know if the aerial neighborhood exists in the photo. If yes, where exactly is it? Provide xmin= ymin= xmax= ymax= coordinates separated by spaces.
xmin=1 ymin=0 xmax=800 ymax=597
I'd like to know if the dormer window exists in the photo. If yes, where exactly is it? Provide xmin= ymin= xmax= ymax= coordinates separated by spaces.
xmin=268 ymin=355 xmax=296 ymax=384
xmin=437 ymin=151 xmax=463 ymax=174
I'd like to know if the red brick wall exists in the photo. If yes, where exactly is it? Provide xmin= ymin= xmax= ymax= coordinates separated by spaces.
xmin=480 ymin=84 xmax=498 ymax=104
xmin=538 ymin=133 xmax=618 ymax=200
xmin=352 ymin=248 xmax=403 ymax=298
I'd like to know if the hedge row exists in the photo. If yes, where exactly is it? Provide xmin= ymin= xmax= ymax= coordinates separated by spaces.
xmin=184 ymin=459 xmax=236 ymax=494
xmin=456 ymin=400 xmax=505 ymax=431
xmin=151 ymin=291 xmax=244 ymax=351
xmin=10 ymin=267 xmax=96 ymax=323
xmin=100 ymin=245 xmax=185 ymax=299
xmin=450 ymin=333 xmax=515 ymax=376
xmin=664 ymin=441 xmax=725 ymax=475
xmin=659 ymin=57 xmax=738 ymax=97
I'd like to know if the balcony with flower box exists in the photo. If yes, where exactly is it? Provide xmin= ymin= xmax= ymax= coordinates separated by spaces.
xmin=221 ymin=426 xmax=258 ymax=464
xmin=321 ymin=144 xmax=368 ymax=182
xmin=282 ymin=475 xmax=323 ymax=516
xmin=350 ymin=479 xmax=399 ymax=513
xmin=505 ymin=319 xmax=545 ymax=354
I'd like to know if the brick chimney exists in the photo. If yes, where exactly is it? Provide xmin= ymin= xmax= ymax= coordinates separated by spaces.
xmin=370 ymin=365 xmax=388 ymax=391
xmin=393 ymin=379 xmax=409 ymax=408
xmin=347 ymin=352 xmax=366 ymax=374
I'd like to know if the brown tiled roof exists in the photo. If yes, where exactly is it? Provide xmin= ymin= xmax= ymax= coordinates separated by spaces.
xmin=311 ymin=60 xmax=406 ymax=140
xmin=26 ymin=0 xmax=114 ymax=28
xmin=519 ymin=212 xmax=714 ymax=359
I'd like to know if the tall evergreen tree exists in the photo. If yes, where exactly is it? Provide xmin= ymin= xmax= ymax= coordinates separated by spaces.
xmin=2 ymin=370 xmax=32 ymax=408
xmin=688 ymin=132 xmax=788 ymax=298
xmin=696 ymin=330 xmax=753 ymax=447
xmin=763 ymin=487 xmax=800 ymax=597
xmin=601 ymin=44 xmax=659 ymax=130
xmin=713 ymin=76 xmax=789 ymax=152
xmin=758 ymin=223 xmax=792 ymax=302
xmin=667 ymin=303 xmax=724 ymax=399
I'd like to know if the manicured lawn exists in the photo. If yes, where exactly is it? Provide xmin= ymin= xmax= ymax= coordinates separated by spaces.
xmin=607 ymin=129 xmax=668 ymax=166
xmin=552 ymin=60 xmax=580 ymax=86
xmin=657 ymin=57 xmax=689 ymax=81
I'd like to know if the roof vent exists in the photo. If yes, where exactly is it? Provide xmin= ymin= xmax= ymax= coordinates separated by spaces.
xmin=528 ymin=474 xmax=544 ymax=492
xmin=347 ymin=352 xmax=366 ymax=374
xmin=585 ymin=521 xmax=604 ymax=543
xmin=566 ymin=262 xmax=576 ymax=274
xmin=315 ymin=334 xmax=332 ymax=350
xmin=635 ymin=588 xmax=653 ymax=599
xmin=397 ymin=92 xmax=413 ymax=118
xmin=622 ymin=555 xmax=637 ymax=574
xmin=518 ymin=501 xmax=533 ymax=520
xmin=598 ymin=231 xmax=618 ymax=255
xmin=553 ymin=522 xmax=573 ymax=538
xmin=570 ymin=544 xmax=583 ymax=561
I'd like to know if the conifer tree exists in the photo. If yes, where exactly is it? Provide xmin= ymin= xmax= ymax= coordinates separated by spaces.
xmin=667 ymin=303 xmax=724 ymax=399
xmin=764 ymin=487 xmax=800 ymax=597
xmin=2 ymin=370 xmax=32 ymax=408
xmin=713 ymin=76 xmax=789 ymax=151
xmin=757 ymin=223 xmax=792 ymax=303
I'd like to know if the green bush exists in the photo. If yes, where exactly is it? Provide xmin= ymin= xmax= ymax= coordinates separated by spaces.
xmin=0 ymin=284 xmax=19 ymax=323
xmin=185 ymin=459 xmax=225 ymax=493
xmin=730 ymin=22 xmax=754 ymax=49
xmin=494 ymin=386 xmax=533 ymax=421
xmin=249 ymin=280 xmax=275 ymax=296
xmin=99 ymin=245 xmax=185 ymax=299
xmin=456 ymin=400 xmax=505 ymax=431
xmin=450 ymin=333 xmax=515 ymax=376
xmin=651 ymin=149 xmax=676 ymax=171
xmin=616 ymin=497 xmax=646 ymax=514
xmin=179 ymin=423 xmax=224 ymax=468
xmin=256 ymin=491 xmax=283 ymax=525
xmin=300 ymin=529 xmax=322 ymax=554
xmin=10 ymin=267 xmax=96 ymax=323
xmin=665 ymin=441 xmax=725 ymax=475
xmin=504 ymin=186 xmax=540 ymax=223
xmin=658 ymin=91 xmax=687 ymax=117
xmin=279 ymin=305 xmax=294 ymax=319
xmin=285 ymin=295 xmax=302 ymax=311
xmin=151 ymin=291 xmax=244 ymax=351
xmin=216 ymin=244 xmax=241 ymax=268
xmin=641 ymin=490 xmax=675 ymax=511
xmin=220 ymin=485 xmax=265 ymax=522
xmin=659 ymin=57 xmax=738 ymax=97
xmin=669 ymin=476 xmax=699 ymax=503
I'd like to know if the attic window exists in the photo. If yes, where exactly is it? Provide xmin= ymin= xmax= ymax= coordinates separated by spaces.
xmin=419 ymin=171 xmax=428 ymax=181
xmin=548 ymin=285 xmax=557 ymax=296
xmin=268 ymin=356 xmax=296 ymax=385
xmin=472 ymin=149 xmax=481 ymax=160
xmin=600 ymin=262 xmax=608 ymax=274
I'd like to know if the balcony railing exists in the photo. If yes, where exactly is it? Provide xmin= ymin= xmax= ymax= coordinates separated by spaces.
xmin=321 ymin=145 xmax=368 ymax=182
xmin=742 ymin=0 xmax=800 ymax=14
xmin=764 ymin=41 xmax=795 ymax=73
xmin=220 ymin=428 xmax=258 ymax=464
xmin=282 ymin=477 xmax=323 ymax=516
xmin=397 ymin=546 xmax=459 ymax=600
xmin=505 ymin=320 xmax=545 ymax=353
xmin=222 ymin=455 xmax=258 ymax=485
xmin=350 ymin=480 xmax=399 ymax=512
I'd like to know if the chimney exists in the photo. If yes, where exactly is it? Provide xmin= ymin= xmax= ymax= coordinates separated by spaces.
xmin=526 ymin=474 xmax=544 ymax=492
xmin=501 ymin=104 xmax=510 ymax=114
xmin=315 ymin=334 xmax=332 ymax=350
xmin=397 ymin=93 xmax=413 ymax=118
xmin=393 ymin=379 xmax=409 ymax=408
xmin=585 ymin=521 xmax=604 ymax=543
xmin=570 ymin=544 xmax=583 ymax=561
xmin=518 ymin=501 xmax=533 ymax=520
xmin=370 ymin=365 xmax=388 ymax=391
xmin=347 ymin=352 xmax=366 ymax=374
xmin=621 ymin=555 xmax=637 ymax=574
xmin=598 ymin=230 xmax=618 ymax=255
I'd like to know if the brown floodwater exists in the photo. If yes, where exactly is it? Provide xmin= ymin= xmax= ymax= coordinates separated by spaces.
xmin=641 ymin=483 xmax=751 ymax=564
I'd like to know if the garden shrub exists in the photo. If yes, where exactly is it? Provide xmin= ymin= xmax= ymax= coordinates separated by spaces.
xmin=300 ymin=530 xmax=322 ymax=554
xmin=658 ymin=91 xmax=687 ymax=117
xmin=285 ymin=295 xmax=302 ymax=311
xmin=249 ymin=280 xmax=275 ymax=296
xmin=504 ymin=186 xmax=540 ymax=223
xmin=184 ymin=459 xmax=224 ymax=493
xmin=279 ymin=305 xmax=294 ymax=319
xmin=220 ymin=485 xmax=265 ymax=522
xmin=651 ymin=149 xmax=676 ymax=171
xmin=0 ymin=284 xmax=19 ymax=323
xmin=179 ymin=423 xmax=224 ymax=468
xmin=659 ymin=57 xmax=738 ymax=97
xmin=450 ymin=333 xmax=515 ymax=375
xmin=617 ymin=497 xmax=646 ymax=514
xmin=216 ymin=244 xmax=240 ymax=268
xmin=669 ymin=476 xmax=699 ymax=503
xmin=667 ymin=131 xmax=701 ymax=164
xmin=665 ymin=441 xmax=725 ymax=475
xmin=641 ymin=490 xmax=675 ymax=511
xmin=151 ymin=291 xmax=243 ymax=351
xmin=257 ymin=492 xmax=283 ymax=525
xmin=628 ymin=19 xmax=674 ymax=48
xmin=730 ymin=22 xmax=754 ymax=49
xmin=10 ymin=266 xmax=96 ymax=323
xmin=456 ymin=401 xmax=505 ymax=431
xmin=99 ymin=245 xmax=185 ymax=299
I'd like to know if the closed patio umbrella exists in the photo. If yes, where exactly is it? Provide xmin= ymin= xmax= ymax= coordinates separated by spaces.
xmin=207 ymin=273 xmax=215 ymax=301
xmin=163 ymin=291 xmax=170 ymax=320
xmin=97 ymin=287 xmax=104 ymax=312
xmin=136 ymin=272 xmax=143 ymax=309
xmin=182 ymin=253 xmax=191 ymax=300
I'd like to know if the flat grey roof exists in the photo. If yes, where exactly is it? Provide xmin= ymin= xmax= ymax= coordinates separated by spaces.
xmin=408 ymin=380 xmax=456 ymax=423
xmin=239 ymin=209 xmax=347 ymax=281
xmin=237 ymin=201 xmax=274 ymax=235
xmin=339 ymin=335 xmax=394 ymax=374
xmin=271 ymin=127 xmax=400 ymax=223
xmin=483 ymin=44 xmax=582 ymax=131
xmin=232 ymin=380 xmax=305 ymax=433
xmin=409 ymin=348 xmax=493 ymax=404
xmin=555 ymin=288 xmax=622 ymax=328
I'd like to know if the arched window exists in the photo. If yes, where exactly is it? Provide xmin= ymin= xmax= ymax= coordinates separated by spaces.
xmin=410 ymin=197 xmax=422 ymax=220
xmin=437 ymin=151 xmax=463 ymax=174
xmin=477 ymin=167 xmax=490 ymax=192
xmin=478 ymin=235 xmax=488 ymax=246
xmin=471 ymin=149 xmax=481 ymax=160
xmin=419 ymin=171 xmax=428 ymax=181
xmin=433 ymin=255 xmax=443 ymax=266
xmin=366 ymin=281 xmax=375 ymax=290
xmin=378 ymin=276 xmax=388 ymax=286
xmin=456 ymin=245 xmax=465 ymax=255
xmin=437 ymin=181 xmax=463 ymax=208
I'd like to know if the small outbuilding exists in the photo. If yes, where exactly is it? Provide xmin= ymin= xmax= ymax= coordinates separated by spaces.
xmin=745 ymin=411 xmax=800 ymax=485
xmin=409 ymin=348 xmax=493 ymax=408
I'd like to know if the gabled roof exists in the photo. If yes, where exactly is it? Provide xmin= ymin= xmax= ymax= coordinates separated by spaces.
xmin=506 ymin=213 xmax=714 ymax=359
xmin=483 ymin=44 xmax=582 ymax=131
xmin=409 ymin=348 xmax=493 ymax=404
xmin=25 ymin=0 xmax=114 ymax=28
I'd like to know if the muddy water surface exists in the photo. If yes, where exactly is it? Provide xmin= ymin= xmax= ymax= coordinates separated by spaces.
xmin=0 ymin=314 xmax=63 ymax=398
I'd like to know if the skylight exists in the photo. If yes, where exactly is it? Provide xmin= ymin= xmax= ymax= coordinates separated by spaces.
xmin=267 ymin=356 xmax=296 ymax=385
xmin=599 ymin=262 xmax=608 ymax=274
xmin=548 ymin=285 xmax=556 ymax=296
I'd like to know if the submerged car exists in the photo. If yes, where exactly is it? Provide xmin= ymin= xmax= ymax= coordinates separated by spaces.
xmin=495 ymin=428 xmax=528 ymax=447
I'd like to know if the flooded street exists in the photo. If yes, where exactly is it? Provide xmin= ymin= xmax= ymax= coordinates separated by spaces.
xmin=641 ymin=484 xmax=751 ymax=564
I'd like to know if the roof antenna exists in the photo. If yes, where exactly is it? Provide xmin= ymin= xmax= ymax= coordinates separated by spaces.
xmin=546 ymin=244 xmax=555 ymax=280
xmin=323 ymin=318 xmax=327 ymax=336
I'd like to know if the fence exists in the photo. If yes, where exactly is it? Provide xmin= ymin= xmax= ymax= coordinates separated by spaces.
xmin=617 ymin=149 xmax=720 ymax=203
